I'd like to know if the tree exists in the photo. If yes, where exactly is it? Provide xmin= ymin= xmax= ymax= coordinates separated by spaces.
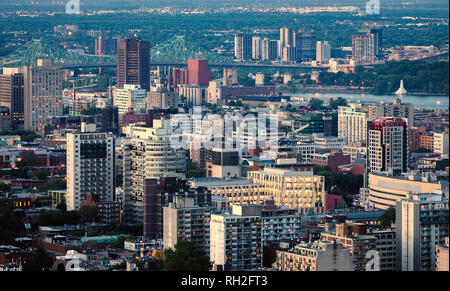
xmin=23 ymin=247 xmax=53 ymax=272
xmin=79 ymin=206 xmax=100 ymax=223
xmin=40 ymin=179 xmax=66 ymax=193
xmin=113 ymin=235 xmax=133 ymax=249
xmin=330 ymin=97 xmax=348 ymax=109
xmin=308 ymin=98 xmax=324 ymax=110
xmin=16 ymin=152 xmax=39 ymax=168
xmin=163 ymin=239 xmax=211 ymax=271
xmin=379 ymin=207 xmax=396 ymax=226
xmin=0 ymin=182 xmax=11 ymax=193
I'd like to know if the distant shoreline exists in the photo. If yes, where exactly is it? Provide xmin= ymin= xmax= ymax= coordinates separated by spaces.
xmin=278 ymin=86 xmax=448 ymax=96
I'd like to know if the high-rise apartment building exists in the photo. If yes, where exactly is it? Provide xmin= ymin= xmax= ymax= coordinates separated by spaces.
xmin=316 ymin=41 xmax=331 ymax=64
xmin=370 ymin=28 xmax=383 ymax=55
xmin=113 ymin=84 xmax=147 ymax=117
xmin=117 ymin=37 xmax=150 ymax=90
xmin=234 ymin=33 xmax=252 ymax=61
xmin=338 ymin=106 xmax=368 ymax=144
xmin=23 ymin=60 xmax=63 ymax=131
xmin=122 ymin=120 xmax=187 ymax=224
xmin=66 ymin=127 xmax=115 ymax=211
xmin=147 ymin=88 xmax=178 ymax=109
xmin=396 ymin=193 xmax=449 ymax=271
xmin=436 ymin=237 xmax=449 ymax=271
xmin=367 ymin=98 xmax=414 ymax=126
xmin=280 ymin=26 xmax=294 ymax=50
xmin=163 ymin=196 xmax=212 ymax=253
xmin=95 ymin=36 xmax=118 ymax=56
xmin=352 ymin=33 xmax=376 ymax=64
xmin=210 ymin=204 xmax=263 ymax=271
xmin=261 ymin=38 xmax=278 ymax=61
xmin=252 ymin=36 xmax=262 ymax=60
xmin=433 ymin=132 xmax=449 ymax=155
xmin=368 ymin=118 xmax=408 ymax=175
xmin=0 ymin=68 xmax=24 ymax=130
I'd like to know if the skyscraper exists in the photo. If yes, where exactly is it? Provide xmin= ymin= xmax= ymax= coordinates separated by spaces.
xmin=338 ymin=106 xmax=368 ymax=144
xmin=66 ymin=126 xmax=115 ymax=211
xmin=352 ymin=33 xmax=376 ymax=64
xmin=316 ymin=41 xmax=331 ymax=64
xmin=252 ymin=36 xmax=262 ymax=60
xmin=113 ymin=84 xmax=147 ymax=117
xmin=117 ymin=37 xmax=150 ymax=90
xmin=368 ymin=117 xmax=409 ymax=175
xmin=122 ymin=119 xmax=187 ymax=224
xmin=187 ymin=59 xmax=212 ymax=86
xmin=280 ymin=26 xmax=294 ymax=49
xmin=370 ymin=28 xmax=383 ymax=55
xmin=234 ymin=33 xmax=252 ymax=61
xmin=293 ymin=30 xmax=317 ymax=62
xmin=23 ymin=60 xmax=63 ymax=131
xmin=261 ymin=38 xmax=278 ymax=61
xmin=0 ymin=68 xmax=24 ymax=130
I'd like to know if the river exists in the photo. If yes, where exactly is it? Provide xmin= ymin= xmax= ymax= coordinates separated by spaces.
xmin=290 ymin=92 xmax=449 ymax=110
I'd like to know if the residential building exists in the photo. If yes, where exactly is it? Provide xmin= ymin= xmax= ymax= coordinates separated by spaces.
xmin=122 ymin=120 xmax=187 ymax=224
xmin=235 ymin=33 xmax=252 ymax=61
xmin=66 ymin=127 xmax=115 ymax=211
xmin=396 ymin=194 xmax=449 ymax=271
xmin=210 ymin=204 xmax=263 ymax=271
xmin=434 ymin=132 xmax=449 ymax=155
xmin=368 ymin=118 xmax=408 ymax=175
xmin=0 ymin=68 xmax=24 ymax=130
xmin=276 ymin=240 xmax=354 ymax=271
xmin=316 ymin=41 xmax=331 ymax=64
xmin=338 ymin=106 xmax=368 ymax=144
xmin=23 ymin=60 xmax=63 ymax=131
xmin=113 ymin=84 xmax=147 ymax=117
xmin=352 ymin=33 xmax=376 ymax=64
xmin=163 ymin=196 xmax=212 ymax=253
xmin=436 ymin=237 xmax=449 ymax=271
xmin=367 ymin=99 xmax=414 ymax=126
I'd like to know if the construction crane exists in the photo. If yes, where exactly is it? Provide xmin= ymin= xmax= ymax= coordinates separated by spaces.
xmin=287 ymin=123 xmax=311 ymax=139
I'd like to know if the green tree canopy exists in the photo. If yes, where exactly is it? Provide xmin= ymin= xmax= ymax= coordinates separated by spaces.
xmin=308 ymin=98 xmax=324 ymax=110
xmin=163 ymin=239 xmax=211 ymax=271
xmin=379 ymin=207 xmax=396 ymax=226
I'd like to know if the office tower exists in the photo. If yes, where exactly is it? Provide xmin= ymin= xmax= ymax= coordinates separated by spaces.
xmin=223 ymin=68 xmax=238 ymax=87
xmin=122 ymin=120 xmax=187 ymax=224
xmin=66 ymin=127 xmax=115 ymax=211
xmin=113 ymin=84 xmax=147 ymax=117
xmin=147 ymin=88 xmax=178 ymax=109
xmin=95 ymin=36 xmax=118 ymax=56
xmin=248 ymin=168 xmax=326 ymax=213
xmin=276 ymin=240 xmax=354 ymax=271
xmin=368 ymin=117 xmax=408 ymax=175
xmin=396 ymin=193 xmax=449 ymax=271
xmin=252 ymin=36 xmax=261 ymax=60
xmin=367 ymin=98 xmax=414 ymax=126
xmin=187 ymin=59 xmax=212 ymax=86
xmin=280 ymin=26 xmax=294 ymax=50
xmin=0 ymin=68 xmax=24 ymax=130
xmin=293 ymin=30 xmax=317 ymax=62
xmin=171 ymin=67 xmax=188 ymax=92
xmin=352 ymin=33 xmax=376 ymax=64
xmin=316 ymin=41 xmax=331 ymax=64
xmin=436 ymin=237 xmax=449 ymax=271
xmin=23 ymin=60 xmax=63 ymax=131
xmin=0 ymin=106 xmax=10 ymax=130
xmin=370 ymin=28 xmax=383 ymax=55
xmin=282 ymin=45 xmax=297 ymax=63
xmin=368 ymin=172 xmax=444 ymax=210
xmin=338 ymin=106 xmax=368 ymax=144
xmin=234 ymin=33 xmax=252 ymax=61
xmin=206 ymin=148 xmax=241 ymax=179
xmin=261 ymin=38 xmax=278 ymax=61
xmin=210 ymin=204 xmax=263 ymax=271
xmin=163 ymin=196 xmax=212 ymax=253
xmin=102 ymin=106 xmax=120 ymax=135
xmin=117 ymin=37 xmax=150 ymax=90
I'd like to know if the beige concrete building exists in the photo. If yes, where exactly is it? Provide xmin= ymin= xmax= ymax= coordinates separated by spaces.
xmin=338 ymin=106 xmax=368 ymax=144
xmin=367 ymin=99 xmax=414 ymax=126
xmin=23 ymin=60 xmax=63 ymax=131
xmin=276 ymin=240 xmax=354 ymax=271
xmin=368 ymin=172 xmax=444 ymax=210
xmin=248 ymin=168 xmax=326 ymax=213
